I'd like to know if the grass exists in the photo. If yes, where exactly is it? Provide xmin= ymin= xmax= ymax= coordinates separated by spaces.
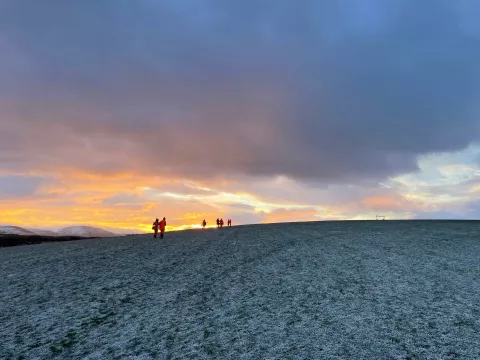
xmin=1 ymin=220 xmax=480 ymax=359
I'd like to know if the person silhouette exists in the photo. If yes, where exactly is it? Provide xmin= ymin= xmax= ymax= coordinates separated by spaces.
xmin=152 ymin=218 xmax=159 ymax=238
xmin=159 ymin=217 xmax=166 ymax=239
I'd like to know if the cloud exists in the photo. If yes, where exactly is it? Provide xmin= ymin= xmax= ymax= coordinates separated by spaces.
xmin=358 ymin=193 xmax=424 ymax=213
xmin=0 ymin=175 xmax=44 ymax=199
xmin=1 ymin=159 xmax=479 ymax=233
xmin=2 ymin=1 xmax=480 ymax=229
xmin=226 ymin=203 xmax=257 ymax=211
xmin=413 ymin=210 xmax=467 ymax=220
xmin=261 ymin=208 xmax=320 ymax=223
xmin=0 ymin=0 xmax=479 ymax=183
xmin=102 ymin=194 xmax=143 ymax=206
xmin=411 ymin=199 xmax=480 ymax=220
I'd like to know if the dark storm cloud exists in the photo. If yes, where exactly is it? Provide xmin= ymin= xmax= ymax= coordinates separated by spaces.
xmin=1 ymin=0 xmax=480 ymax=182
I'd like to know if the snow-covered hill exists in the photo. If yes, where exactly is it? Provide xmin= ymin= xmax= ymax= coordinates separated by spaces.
xmin=58 ymin=226 xmax=116 ymax=238
xmin=29 ymin=229 xmax=59 ymax=237
xmin=0 ymin=225 xmax=117 ymax=238
xmin=0 ymin=226 xmax=37 ymax=236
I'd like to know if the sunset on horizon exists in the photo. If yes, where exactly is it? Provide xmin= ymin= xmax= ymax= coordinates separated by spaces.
xmin=1 ymin=0 xmax=480 ymax=234
xmin=3 ymin=2 xmax=480 ymax=359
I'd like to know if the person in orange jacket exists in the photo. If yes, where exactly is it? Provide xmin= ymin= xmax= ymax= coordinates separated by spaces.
xmin=202 ymin=219 xmax=206 ymax=229
xmin=152 ymin=218 xmax=159 ymax=238
xmin=220 ymin=218 xmax=224 ymax=228
xmin=159 ymin=217 xmax=166 ymax=239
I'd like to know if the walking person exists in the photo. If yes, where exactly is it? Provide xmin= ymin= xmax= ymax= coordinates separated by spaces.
xmin=159 ymin=217 xmax=166 ymax=239
xmin=220 ymin=218 xmax=224 ymax=228
xmin=152 ymin=218 xmax=159 ymax=238
xmin=216 ymin=218 xmax=220 ymax=228
xmin=202 ymin=219 xmax=206 ymax=229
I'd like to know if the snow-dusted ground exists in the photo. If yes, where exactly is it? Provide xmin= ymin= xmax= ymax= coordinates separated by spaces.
xmin=1 ymin=221 xmax=480 ymax=359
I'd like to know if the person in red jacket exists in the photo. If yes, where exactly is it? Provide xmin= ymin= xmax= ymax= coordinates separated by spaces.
xmin=159 ymin=217 xmax=166 ymax=239
xmin=152 ymin=218 xmax=159 ymax=238
xmin=220 ymin=218 xmax=224 ymax=228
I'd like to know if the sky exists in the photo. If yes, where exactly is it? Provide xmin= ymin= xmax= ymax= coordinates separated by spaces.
xmin=1 ymin=0 xmax=480 ymax=233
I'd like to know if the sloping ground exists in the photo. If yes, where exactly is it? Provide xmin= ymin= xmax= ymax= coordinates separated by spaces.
xmin=1 ymin=221 xmax=480 ymax=359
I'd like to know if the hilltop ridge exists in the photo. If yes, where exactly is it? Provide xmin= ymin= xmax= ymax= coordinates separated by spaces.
xmin=0 ymin=225 xmax=116 ymax=238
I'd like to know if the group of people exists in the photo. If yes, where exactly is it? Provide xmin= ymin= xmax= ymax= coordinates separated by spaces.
xmin=153 ymin=217 xmax=233 ymax=238
xmin=201 ymin=218 xmax=232 ymax=229
xmin=152 ymin=217 xmax=166 ymax=239
xmin=200 ymin=218 xmax=233 ymax=229
xmin=215 ymin=218 xmax=232 ymax=228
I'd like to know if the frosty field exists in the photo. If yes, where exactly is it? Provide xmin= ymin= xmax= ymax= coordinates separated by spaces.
xmin=1 ymin=221 xmax=480 ymax=359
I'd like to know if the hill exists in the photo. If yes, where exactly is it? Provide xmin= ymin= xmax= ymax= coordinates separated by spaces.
xmin=29 ymin=228 xmax=59 ymax=237
xmin=1 ymin=221 xmax=479 ymax=359
xmin=0 ymin=225 xmax=37 ymax=236
xmin=58 ymin=226 xmax=116 ymax=238
xmin=0 ymin=225 xmax=116 ymax=241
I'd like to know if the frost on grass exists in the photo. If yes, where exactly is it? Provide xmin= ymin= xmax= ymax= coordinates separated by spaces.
xmin=1 ymin=221 xmax=480 ymax=359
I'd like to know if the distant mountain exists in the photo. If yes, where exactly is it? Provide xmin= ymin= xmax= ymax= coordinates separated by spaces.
xmin=0 ymin=226 xmax=37 ymax=236
xmin=29 ymin=229 xmax=59 ymax=237
xmin=0 ymin=225 xmax=117 ymax=238
xmin=58 ymin=226 xmax=116 ymax=238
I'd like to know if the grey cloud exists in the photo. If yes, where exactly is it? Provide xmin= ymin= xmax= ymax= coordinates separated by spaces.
xmin=411 ymin=198 xmax=480 ymax=220
xmin=102 ymin=194 xmax=143 ymax=206
xmin=227 ymin=211 xmax=266 ymax=226
xmin=156 ymin=183 xmax=214 ymax=196
xmin=413 ymin=211 xmax=468 ymax=220
xmin=0 ymin=175 xmax=44 ymax=199
xmin=1 ymin=0 xmax=480 ymax=182
xmin=225 ymin=203 xmax=257 ymax=211
xmin=465 ymin=200 xmax=480 ymax=218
